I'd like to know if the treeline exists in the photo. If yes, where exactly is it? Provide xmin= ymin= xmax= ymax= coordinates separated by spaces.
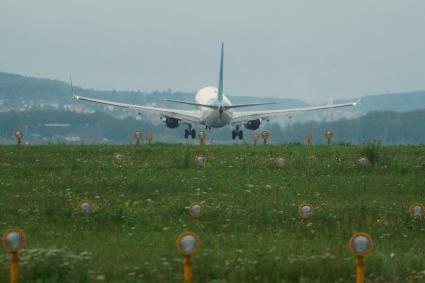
xmin=1 ymin=109 xmax=425 ymax=144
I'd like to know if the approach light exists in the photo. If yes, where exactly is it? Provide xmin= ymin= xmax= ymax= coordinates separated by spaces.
xmin=324 ymin=129 xmax=333 ymax=145
xmin=349 ymin=232 xmax=373 ymax=283
xmin=146 ymin=133 xmax=153 ymax=144
xmin=298 ymin=204 xmax=314 ymax=221
xmin=261 ymin=130 xmax=270 ymax=144
xmin=252 ymin=132 xmax=260 ymax=145
xmin=357 ymin=156 xmax=370 ymax=167
xmin=189 ymin=202 xmax=204 ymax=225
xmin=409 ymin=203 xmax=425 ymax=220
xmin=176 ymin=231 xmax=201 ymax=283
xmin=114 ymin=153 xmax=125 ymax=166
xmin=134 ymin=130 xmax=143 ymax=144
xmin=15 ymin=130 xmax=23 ymax=145
xmin=2 ymin=228 xmax=27 ymax=283
xmin=78 ymin=200 xmax=95 ymax=214
xmin=198 ymin=131 xmax=206 ymax=145
xmin=195 ymin=155 xmax=206 ymax=167
xmin=275 ymin=157 xmax=286 ymax=168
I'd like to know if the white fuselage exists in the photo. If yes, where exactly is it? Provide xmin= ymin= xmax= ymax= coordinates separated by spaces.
xmin=196 ymin=86 xmax=233 ymax=128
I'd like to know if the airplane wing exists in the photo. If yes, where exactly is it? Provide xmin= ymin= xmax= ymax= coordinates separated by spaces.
xmin=75 ymin=96 xmax=202 ymax=124
xmin=231 ymin=101 xmax=358 ymax=125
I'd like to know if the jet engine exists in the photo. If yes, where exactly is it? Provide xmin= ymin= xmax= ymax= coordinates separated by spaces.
xmin=165 ymin=117 xmax=179 ymax=128
xmin=244 ymin=119 xmax=261 ymax=130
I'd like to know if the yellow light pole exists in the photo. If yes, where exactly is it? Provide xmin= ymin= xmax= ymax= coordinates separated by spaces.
xmin=176 ymin=232 xmax=201 ymax=283
xmin=15 ymin=130 xmax=23 ymax=145
xmin=349 ymin=232 xmax=373 ymax=283
xmin=134 ymin=130 xmax=143 ymax=145
xmin=261 ymin=130 xmax=270 ymax=144
xmin=409 ymin=203 xmax=425 ymax=221
xmin=197 ymin=130 xmax=206 ymax=145
xmin=298 ymin=203 xmax=314 ymax=223
xmin=252 ymin=132 xmax=259 ymax=145
xmin=188 ymin=202 xmax=205 ymax=226
xmin=2 ymin=228 xmax=27 ymax=283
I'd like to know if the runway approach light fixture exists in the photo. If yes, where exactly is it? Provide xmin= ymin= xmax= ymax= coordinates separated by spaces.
xmin=298 ymin=204 xmax=314 ymax=222
xmin=275 ymin=157 xmax=286 ymax=168
xmin=409 ymin=203 xmax=425 ymax=221
xmin=349 ymin=232 xmax=373 ymax=283
xmin=198 ymin=130 xmax=206 ymax=145
xmin=189 ymin=202 xmax=205 ymax=225
xmin=305 ymin=131 xmax=313 ymax=145
xmin=146 ymin=133 xmax=153 ymax=144
xmin=134 ymin=130 xmax=143 ymax=144
xmin=78 ymin=200 xmax=95 ymax=215
xmin=195 ymin=155 xmax=206 ymax=167
xmin=176 ymin=231 xmax=201 ymax=283
xmin=261 ymin=130 xmax=270 ymax=144
xmin=324 ymin=129 xmax=333 ymax=145
xmin=357 ymin=156 xmax=370 ymax=167
xmin=2 ymin=228 xmax=27 ymax=283
xmin=252 ymin=132 xmax=260 ymax=145
xmin=15 ymin=130 xmax=23 ymax=145
xmin=114 ymin=153 xmax=125 ymax=167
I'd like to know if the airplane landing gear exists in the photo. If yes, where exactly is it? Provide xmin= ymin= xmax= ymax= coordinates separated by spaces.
xmin=232 ymin=125 xmax=243 ymax=140
xmin=184 ymin=126 xmax=196 ymax=139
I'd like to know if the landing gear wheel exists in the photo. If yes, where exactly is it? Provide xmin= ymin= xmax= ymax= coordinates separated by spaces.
xmin=238 ymin=130 xmax=243 ymax=140
xmin=184 ymin=129 xmax=189 ymax=139
xmin=191 ymin=129 xmax=196 ymax=139
xmin=232 ymin=130 xmax=236 ymax=140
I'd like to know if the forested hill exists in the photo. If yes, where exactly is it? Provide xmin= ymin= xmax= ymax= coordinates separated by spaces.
xmin=0 ymin=72 xmax=307 ymax=111
xmin=1 ymin=72 xmax=425 ymax=114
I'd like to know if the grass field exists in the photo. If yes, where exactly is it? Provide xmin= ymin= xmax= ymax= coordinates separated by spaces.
xmin=0 ymin=144 xmax=425 ymax=282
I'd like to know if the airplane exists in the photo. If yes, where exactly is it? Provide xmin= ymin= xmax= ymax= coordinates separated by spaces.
xmin=75 ymin=43 xmax=358 ymax=140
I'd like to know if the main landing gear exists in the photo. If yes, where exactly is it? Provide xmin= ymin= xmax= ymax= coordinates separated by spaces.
xmin=232 ymin=125 xmax=243 ymax=140
xmin=184 ymin=125 xmax=196 ymax=139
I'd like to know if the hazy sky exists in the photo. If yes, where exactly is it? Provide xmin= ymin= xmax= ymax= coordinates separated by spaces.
xmin=1 ymin=1 xmax=425 ymax=102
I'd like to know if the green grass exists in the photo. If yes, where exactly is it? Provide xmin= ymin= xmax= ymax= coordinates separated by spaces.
xmin=0 ymin=144 xmax=425 ymax=282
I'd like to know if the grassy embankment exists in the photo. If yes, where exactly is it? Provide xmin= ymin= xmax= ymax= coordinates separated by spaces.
xmin=0 ymin=144 xmax=424 ymax=282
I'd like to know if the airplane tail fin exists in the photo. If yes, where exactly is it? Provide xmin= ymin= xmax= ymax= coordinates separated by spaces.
xmin=217 ymin=42 xmax=224 ymax=102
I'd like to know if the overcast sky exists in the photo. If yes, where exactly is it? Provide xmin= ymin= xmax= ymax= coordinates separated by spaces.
xmin=1 ymin=1 xmax=425 ymax=102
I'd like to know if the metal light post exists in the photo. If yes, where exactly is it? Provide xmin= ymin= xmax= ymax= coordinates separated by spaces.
xmin=146 ymin=133 xmax=153 ymax=144
xmin=176 ymin=232 xmax=201 ymax=283
xmin=197 ymin=130 xmax=206 ymax=145
xmin=324 ymin=129 xmax=333 ymax=145
xmin=15 ymin=130 xmax=23 ymax=145
xmin=252 ymin=132 xmax=259 ymax=145
xmin=261 ymin=130 xmax=270 ymax=144
xmin=349 ymin=232 xmax=373 ymax=283
xmin=2 ymin=228 xmax=27 ymax=283
xmin=134 ymin=130 xmax=143 ymax=145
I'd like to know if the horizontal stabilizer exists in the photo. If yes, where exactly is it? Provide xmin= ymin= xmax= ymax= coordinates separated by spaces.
xmin=224 ymin=102 xmax=275 ymax=109
xmin=164 ymin=99 xmax=218 ymax=109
